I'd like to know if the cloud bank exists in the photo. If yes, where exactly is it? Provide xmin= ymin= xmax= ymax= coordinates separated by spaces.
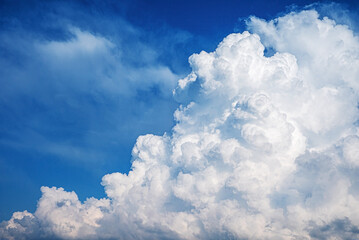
xmin=2 ymin=7 xmax=359 ymax=240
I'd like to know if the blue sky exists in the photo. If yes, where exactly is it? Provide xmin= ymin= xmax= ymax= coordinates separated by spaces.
xmin=0 ymin=0 xmax=358 ymax=228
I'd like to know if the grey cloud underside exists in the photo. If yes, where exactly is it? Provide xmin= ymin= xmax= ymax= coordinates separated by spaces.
xmin=2 ymin=9 xmax=359 ymax=240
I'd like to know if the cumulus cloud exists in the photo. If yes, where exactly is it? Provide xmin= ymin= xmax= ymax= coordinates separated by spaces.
xmin=2 ymin=7 xmax=359 ymax=240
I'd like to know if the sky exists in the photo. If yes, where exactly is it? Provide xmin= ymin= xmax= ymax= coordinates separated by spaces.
xmin=1 ymin=0 xmax=359 ymax=239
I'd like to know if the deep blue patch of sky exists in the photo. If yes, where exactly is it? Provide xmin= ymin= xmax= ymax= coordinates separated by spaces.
xmin=0 ymin=0 xmax=358 ymax=221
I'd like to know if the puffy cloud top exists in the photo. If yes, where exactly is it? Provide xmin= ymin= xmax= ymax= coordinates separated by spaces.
xmin=1 ymin=9 xmax=359 ymax=240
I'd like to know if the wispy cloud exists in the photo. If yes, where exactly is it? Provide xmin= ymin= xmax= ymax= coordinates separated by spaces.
xmin=0 ymin=0 xmax=193 ymax=221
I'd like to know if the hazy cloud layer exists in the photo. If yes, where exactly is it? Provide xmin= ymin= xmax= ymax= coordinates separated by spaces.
xmin=2 ymin=7 xmax=359 ymax=240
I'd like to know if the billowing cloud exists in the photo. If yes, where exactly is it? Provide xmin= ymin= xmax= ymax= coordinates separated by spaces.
xmin=1 ymin=7 xmax=359 ymax=240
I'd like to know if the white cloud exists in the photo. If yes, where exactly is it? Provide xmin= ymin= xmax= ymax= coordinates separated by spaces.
xmin=36 ymin=27 xmax=178 ymax=97
xmin=2 ymin=8 xmax=359 ymax=239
